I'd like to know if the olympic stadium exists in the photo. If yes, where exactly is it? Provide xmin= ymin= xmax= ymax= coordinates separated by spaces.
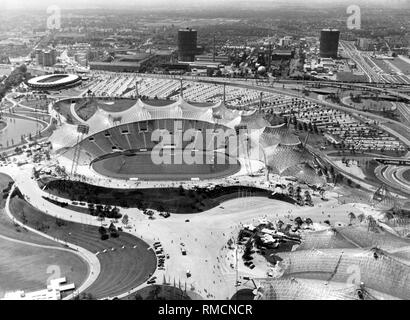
xmin=50 ymin=95 xmax=320 ymax=184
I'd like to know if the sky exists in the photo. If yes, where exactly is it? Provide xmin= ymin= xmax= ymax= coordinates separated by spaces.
xmin=3 ymin=0 xmax=407 ymax=10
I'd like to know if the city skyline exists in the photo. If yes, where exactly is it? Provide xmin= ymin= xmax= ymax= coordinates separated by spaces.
xmin=3 ymin=0 xmax=408 ymax=10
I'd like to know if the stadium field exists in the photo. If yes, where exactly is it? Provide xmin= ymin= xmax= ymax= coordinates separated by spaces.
xmin=92 ymin=150 xmax=241 ymax=180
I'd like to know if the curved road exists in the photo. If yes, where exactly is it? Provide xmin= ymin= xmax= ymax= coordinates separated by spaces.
xmin=4 ymin=183 xmax=101 ymax=300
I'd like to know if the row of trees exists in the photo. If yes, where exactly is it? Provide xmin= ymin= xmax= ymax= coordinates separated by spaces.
xmin=89 ymin=204 xmax=122 ymax=219
xmin=287 ymin=184 xmax=313 ymax=206
xmin=283 ymin=115 xmax=321 ymax=135
xmin=347 ymin=212 xmax=378 ymax=231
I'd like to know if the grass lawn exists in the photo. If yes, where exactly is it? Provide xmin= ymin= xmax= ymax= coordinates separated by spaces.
xmin=0 ymin=173 xmax=63 ymax=247
xmin=97 ymin=99 xmax=135 ymax=112
xmin=53 ymin=101 xmax=82 ymax=125
xmin=19 ymin=99 xmax=50 ymax=110
xmin=75 ymin=98 xmax=135 ymax=121
xmin=0 ymin=121 xmax=6 ymax=131
xmin=13 ymin=107 xmax=50 ymax=120
xmin=383 ymin=121 xmax=410 ymax=144
xmin=403 ymin=169 xmax=410 ymax=182
xmin=391 ymin=58 xmax=410 ymax=75
xmin=92 ymin=151 xmax=241 ymax=181
xmin=230 ymin=289 xmax=254 ymax=300
xmin=358 ymin=159 xmax=384 ymax=185
xmin=372 ymin=58 xmax=392 ymax=74
xmin=349 ymin=98 xmax=394 ymax=112
xmin=336 ymin=72 xmax=368 ymax=82
xmin=52 ymin=87 xmax=84 ymax=98
xmin=334 ymin=184 xmax=375 ymax=205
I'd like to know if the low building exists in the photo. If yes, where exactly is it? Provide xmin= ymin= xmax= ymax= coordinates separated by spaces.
xmin=89 ymin=61 xmax=142 ymax=72
xmin=271 ymin=49 xmax=295 ymax=61
xmin=278 ymin=36 xmax=293 ymax=48
xmin=195 ymin=54 xmax=230 ymax=65
xmin=89 ymin=50 xmax=175 ymax=73
xmin=1 ymin=278 xmax=75 ymax=300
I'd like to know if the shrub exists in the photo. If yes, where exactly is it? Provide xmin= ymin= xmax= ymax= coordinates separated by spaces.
xmin=98 ymin=226 xmax=107 ymax=235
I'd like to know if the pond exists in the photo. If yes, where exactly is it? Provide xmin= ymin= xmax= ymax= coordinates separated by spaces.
xmin=0 ymin=117 xmax=42 ymax=148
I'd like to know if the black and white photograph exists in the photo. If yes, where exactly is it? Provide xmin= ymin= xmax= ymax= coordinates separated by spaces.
xmin=0 ymin=0 xmax=409 ymax=311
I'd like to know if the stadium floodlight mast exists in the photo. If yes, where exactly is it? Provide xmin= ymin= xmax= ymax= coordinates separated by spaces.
xmin=259 ymin=92 xmax=263 ymax=112
xmin=70 ymin=124 xmax=90 ymax=178
xmin=135 ymin=78 xmax=142 ymax=99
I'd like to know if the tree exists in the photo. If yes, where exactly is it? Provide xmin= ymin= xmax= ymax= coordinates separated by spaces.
xmin=122 ymin=214 xmax=129 ymax=226
xmin=294 ymin=217 xmax=303 ymax=227
xmin=357 ymin=213 xmax=366 ymax=223
xmin=367 ymin=215 xmax=377 ymax=232
xmin=153 ymin=286 xmax=162 ymax=300
xmin=348 ymin=212 xmax=356 ymax=225
xmin=103 ymin=204 xmax=112 ymax=216
xmin=21 ymin=210 xmax=27 ymax=224
xmin=304 ymin=191 xmax=312 ymax=205
xmin=287 ymin=185 xmax=294 ymax=197
xmin=95 ymin=204 xmax=103 ymax=216
xmin=88 ymin=203 xmax=95 ymax=216
xmin=109 ymin=222 xmax=119 ymax=238
xmin=305 ymin=218 xmax=313 ymax=225
xmin=108 ymin=222 xmax=116 ymax=233
xmin=109 ymin=206 xmax=121 ymax=219
xmin=319 ymin=188 xmax=326 ymax=200
xmin=55 ymin=217 xmax=65 ymax=227
xmin=74 ymin=292 xmax=95 ymax=300
xmin=98 ymin=226 xmax=107 ymax=235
